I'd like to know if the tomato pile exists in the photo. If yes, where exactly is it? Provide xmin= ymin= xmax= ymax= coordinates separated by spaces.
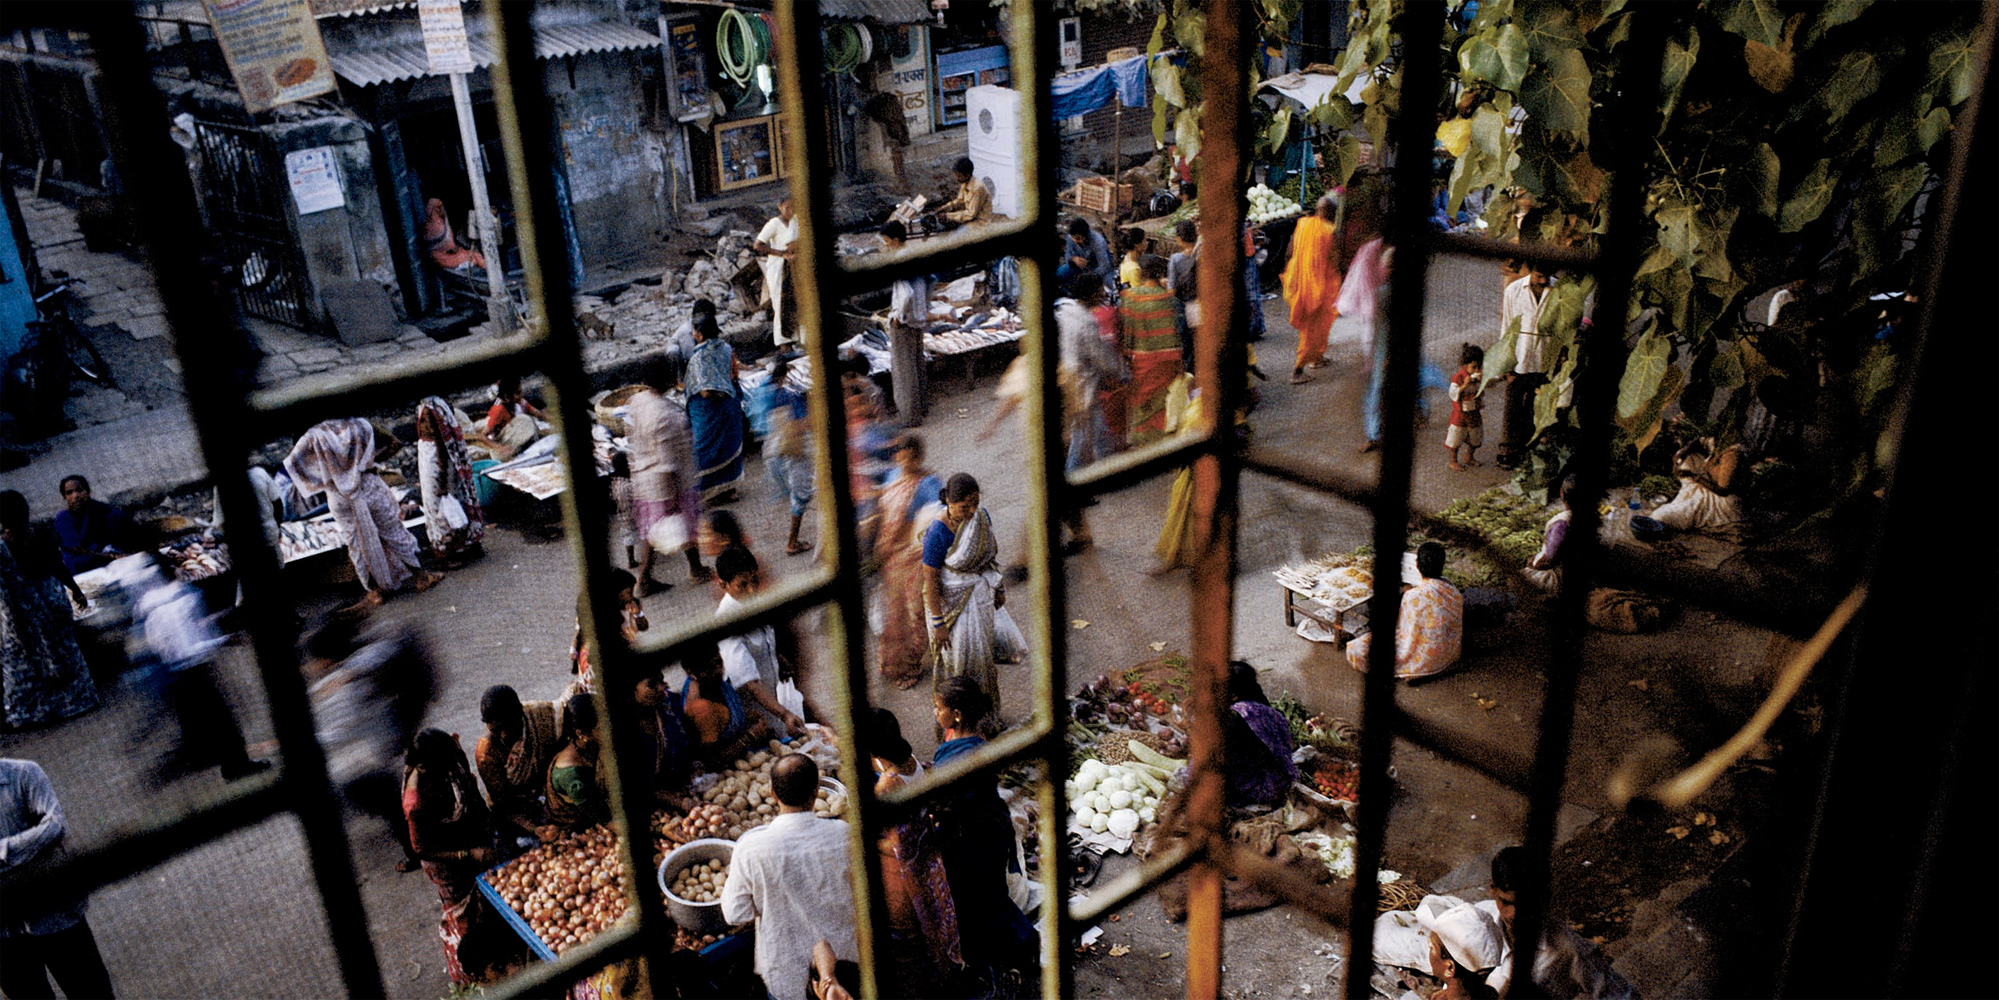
xmin=1312 ymin=760 xmax=1361 ymax=802
xmin=487 ymin=825 xmax=631 ymax=955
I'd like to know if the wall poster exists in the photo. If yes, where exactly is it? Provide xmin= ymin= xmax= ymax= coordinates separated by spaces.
xmin=200 ymin=0 xmax=335 ymax=113
xmin=660 ymin=13 xmax=712 ymax=122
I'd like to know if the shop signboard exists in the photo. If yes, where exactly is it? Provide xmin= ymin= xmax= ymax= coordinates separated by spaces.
xmin=886 ymin=24 xmax=931 ymax=137
xmin=200 ymin=0 xmax=335 ymax=113
xmin=417 ymin=0 xmax=474 ymax=75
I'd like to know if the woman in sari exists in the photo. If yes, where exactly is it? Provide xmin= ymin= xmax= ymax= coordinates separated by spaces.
xmin=683 ymin=313 xmax=745 ymax=501
xmin=922 ymin=475 xmax=1005 ymax=727
xmin=678 ymin=639 xmax=773 ymax=768
xmin=1118 ymin=255 xmax=1181 ymax=446
xmin=0 ymin=491 xmax=97 ymax=727
xmin=876 ymin=434 xmax=944 ymax=689
xmin=864 ymin=707 xmax=964 ymax=991
xmin=1281 ymin=195 xmax=1345 ymax=383
xmin=1223 ymin=661 xmax=1298 ymax=808
xmin=403 ymin=728 xmax=513 ymax=985
xmin=541 ymin=694 xmax=609 ymax=835
xmin=413 ymin=397 xmax=485 ymax=566
xmin=932 ymin=679 xmax=1037 ymax=983
xmin=285 ymin=418 xmax=441 ymax=612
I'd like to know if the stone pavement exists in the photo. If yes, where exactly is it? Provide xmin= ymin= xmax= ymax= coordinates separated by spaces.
xmin=0 ymin=404 xmax=207 ymax=509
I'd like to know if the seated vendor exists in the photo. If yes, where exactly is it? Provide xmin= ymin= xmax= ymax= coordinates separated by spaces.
xmin=539 ymin=692 xmax=609 ymax=839
xmin=932 ymin=157 xmax=993 ymax=228
xmin=1223 ymin=660 xmax=1298 ymax=808
xmin=631 ymin=662 xmax=694 ymax=807
xmin=478 ymin=375 xmax=545 ymax=461
xmin=681 ymin=637 xmax=775 ymax=768
xmin=1653 ymin=435 xmax=1742 ymax=533
xmin=475 ymin=684 xmax=563 ymax=843
xmin=54 ymin=474 xmax=134 ymax=573
xmin=1372 ymin=894 xmax=1508 ymax=999
xmin=1345 ymin=542 xmax=1464 ymax=680
xmin=1522 ymin=479 xmax=1575 ymax=593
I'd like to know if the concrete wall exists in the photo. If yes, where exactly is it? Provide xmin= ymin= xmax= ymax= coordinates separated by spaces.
xmin=547 ymin=50 xmax=663 ymax=276
xmin=266 ymin=116 xmax=394 ymax=318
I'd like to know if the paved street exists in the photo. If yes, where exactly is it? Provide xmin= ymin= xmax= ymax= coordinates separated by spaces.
xmin=0 ymin=186 xmax=1772 ymax=998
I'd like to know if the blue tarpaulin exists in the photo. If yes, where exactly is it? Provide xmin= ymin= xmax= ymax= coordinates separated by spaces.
xmin=1050 ymin=52 xmax=1154 ymax=119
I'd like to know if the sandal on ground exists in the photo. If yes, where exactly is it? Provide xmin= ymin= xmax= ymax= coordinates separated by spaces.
xmin=1061 ymin=537 xmax=1094 ymax=556
xmin=785 ymin=540 xmax=814 ymax=556
xmin=1290 ymin=369 xmax=1315 ymax=384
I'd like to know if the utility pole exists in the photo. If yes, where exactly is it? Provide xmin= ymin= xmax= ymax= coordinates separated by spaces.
xmin=449 ymin=72 xmax=514 ymax=333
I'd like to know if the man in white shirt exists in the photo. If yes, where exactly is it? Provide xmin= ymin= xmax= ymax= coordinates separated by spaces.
xmin=0 ymin=759 xmax=115 ymax=999
xmin=879 ymin=220 xmax=931 ymax=426
xmin=1497 ymin=269 xmax=1554 ymax=467
xmin=754 ymin=197 xmax=801 ymax=346
xmin=714 ymin=547 xmax=806 ymax=737
xmin=720 ymin=754 xmax=857 ymax=1000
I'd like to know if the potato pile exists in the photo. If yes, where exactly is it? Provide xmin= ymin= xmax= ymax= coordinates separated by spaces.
xmin=488 ymin=825 xmax=631 ymax=955
xmin=680 ymin=803 xmax=730 ymax=839
xmin=666 ymin=857 xmax=730 ymax=903
xmin=810 ymin=784 xmax=847 ymax=820
xmin=693 ymin=742 xmax=848 ymax=836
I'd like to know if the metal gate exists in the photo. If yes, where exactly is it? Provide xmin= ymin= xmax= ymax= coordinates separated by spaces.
xmin=192 ymin=120 xmax=316 ymax=329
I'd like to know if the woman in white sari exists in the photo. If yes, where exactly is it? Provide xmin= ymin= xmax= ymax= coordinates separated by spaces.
xmin=920 ymin=474 xmax=1022 ymax=730
xmin=286 ymin=418 xmax=441 ymax=613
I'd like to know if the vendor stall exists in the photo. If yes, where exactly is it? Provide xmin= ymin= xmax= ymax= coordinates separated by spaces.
xmin=276 ymin=490 xmax=427 ymax=565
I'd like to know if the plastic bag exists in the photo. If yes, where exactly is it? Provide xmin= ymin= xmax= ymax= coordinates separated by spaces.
xmin=437 ymin=495 xmax=470 ymax=530
xmin=648 ymin=512 xmax=689 ymax=552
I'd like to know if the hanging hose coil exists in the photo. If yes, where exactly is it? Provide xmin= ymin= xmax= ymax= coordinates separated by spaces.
xmin=716 ymin=8 xmax=770 ymax=87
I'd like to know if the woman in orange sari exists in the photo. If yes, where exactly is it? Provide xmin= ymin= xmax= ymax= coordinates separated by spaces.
xmin=875 ymin=433 xmax=944 ymax=688
xmin=1118 ymin=254 xmax=1182 ymax=447
xmin=1281 ymin=194 xmax=1344 ymax=383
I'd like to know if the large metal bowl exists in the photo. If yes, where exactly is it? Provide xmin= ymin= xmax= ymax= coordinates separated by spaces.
xmin=657 ymin=838 xmax=735 ymax=935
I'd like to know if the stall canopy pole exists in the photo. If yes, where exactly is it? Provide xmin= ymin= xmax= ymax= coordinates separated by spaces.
xmin=450 ymin=71 xmax=514 ymax=332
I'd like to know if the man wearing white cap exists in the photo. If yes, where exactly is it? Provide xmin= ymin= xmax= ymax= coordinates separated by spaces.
xmin=1374 ymin=894 xmax=1508 ymax=997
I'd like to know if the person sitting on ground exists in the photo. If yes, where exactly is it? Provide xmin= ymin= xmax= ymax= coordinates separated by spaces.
xmin=680 ymin=637 xmax=775 ymax=767
xmin=1345 ymin=541 xmax=1463 ymax=680
xmin=1652 ymin=435 xmax=1744 ymax=533
xmin=719 ymin=754 xmax=859 ymax=1000
xmin=1222 ymin=660 xmax=1298 ymax=808
xmin=631 ymin=662 xmax=694 ymax=808
xmin=52 ymin=475 xmax=134 ymax=574
xmin=1057 ymin=217 xmax=1115 ymax=294
xmin=539 ymin=693 xmax=608 ymax=839
xmin=1522 ymin=479 xmax=1575 ymax=593
xmin=478 ymin=376 xmax=544 ymax=461
xmin=473 ymin=684 xmax=563 ymax=845
xmin=934 ymin=157 xmax=993 ymax=227
xmin=420 ymin=198 xmax=486 ymax=273
xmin=715 ymin=547 xmax=812 ymax=737
xmin=1372 ymin=893 xmax=1508 ymax=998
xmin=1485 ymin=846 xmax=1635 ymax=999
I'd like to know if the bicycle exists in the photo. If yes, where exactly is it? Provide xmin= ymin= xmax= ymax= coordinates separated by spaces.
xmin=29 ymin=273 xmax=114 ymax=387
xmin=4 ymin=271 xmax=115 ymax=438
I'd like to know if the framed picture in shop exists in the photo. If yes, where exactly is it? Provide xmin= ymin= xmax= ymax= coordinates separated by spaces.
xmin=714 ymin=116 xmax=776 ymax=191
xmin=773 ymin=112 xmax=791 ymax=178
xmin=661 ymin=13 xmax=710 ymax=122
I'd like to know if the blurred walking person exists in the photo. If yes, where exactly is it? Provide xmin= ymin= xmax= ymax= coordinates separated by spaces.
xmin=1281 ymin=195 xmax=1345 ymax=383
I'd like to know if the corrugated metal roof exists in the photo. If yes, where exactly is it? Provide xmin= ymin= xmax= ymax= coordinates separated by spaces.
xmin=310 ymin=0 xmax=417 ymax=19
xmin=819 ymin=0 xmax=932 ymax=25
xmin=329 ymin=21 xmax=660 ymax=87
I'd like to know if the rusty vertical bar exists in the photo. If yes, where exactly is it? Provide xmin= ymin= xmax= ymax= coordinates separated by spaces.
xmin=1343 ymin=3 xmax=1444 ymax=995
xmin=1184 ymin=2 xmax=1252 ymax=997
xmin=485 ymin=3 xmax=681 ymax=993
xmin=768 ymin=5 xmax=888 ymax=998
xmin=1007 ymin=1 xmax=1078 ymax=997
xmin=81 ymin=9 xmax=387 ymax=996
xmin=1502 ymin=6 xmax=1670 ymax=996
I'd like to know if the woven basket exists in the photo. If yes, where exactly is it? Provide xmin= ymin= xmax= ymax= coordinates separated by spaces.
xmin=593 ymin=384 xmax=649 ymax=436
xmin=1377 ymin=878 xmax=1431 ymax=914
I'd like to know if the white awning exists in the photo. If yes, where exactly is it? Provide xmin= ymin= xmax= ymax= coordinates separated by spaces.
xmin=1259 ymin=70 xmax=1366 ymax=109
xmin=329 ymin=21 xmax=660 ymax=87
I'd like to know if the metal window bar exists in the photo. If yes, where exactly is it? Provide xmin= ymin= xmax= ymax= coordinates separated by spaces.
xmin=12 ymin=1 xmax=1979 ymax=998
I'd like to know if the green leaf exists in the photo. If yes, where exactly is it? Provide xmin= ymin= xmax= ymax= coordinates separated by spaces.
xmin=1626 ymin=366 xmax=1685 ymax=454
xmin=1930 ymin=33 xmax=1977 ymax=106
xmin=1147 ymin=12 xmax=1167 ymax=59
xmin=1717 ymin=0 xmax=1784 ymax=47
xmin=1485 ymin=318 xmax=1520 ymax=384
xmin=1458 ymin=23 xmax=1531 ymax=93
xmin=1469 ymin=0 xmax=1515 ymax=33
xmin=1848 ymin=162 xmax=1928 ymax=282
xmin=1154 ymin=58 xmax=1185 ymax=108
xmin=1521 ymin=47 xmax=1592 ymax=145
xmin=1309 ymin=98 xmax=1354 ymax=131
xmin=1658 ymin=26 xmax=1700 ymax=116
xmin=1656 ymin=204 xmax=1703 ymax=265
xmin=1531 ymin=354 xmax=1576 ymax=440
xmin=1616 ymin=328 xmax=1673 ymax=422
xmin=1153 ymin=92 xmax=1169 ymax=145
xmin=1519 ymin=7 xmax=1584 ymax=65
xmin=1737 ymin=142 xmax=1781 ymax=218
xmin=1172 ymin=7 xmax=1206 ymax=59
xmin=1174 ymin=101 xmax=1202 ymax=163
xmin=1263 ymin=107 xmax=1293 ymax=155
xmin=1803 ymin=0 xmax=1871 ymax=48
xmin=1777 ymin=158 xmax=1835 ymax=233
xmin=1821 ymin=51 xmax=1882 ymax=123
xmin=1325 ymin=132 xmax=1363 ymax=187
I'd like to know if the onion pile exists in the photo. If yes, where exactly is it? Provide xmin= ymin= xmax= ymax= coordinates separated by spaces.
xmin=488 ymin=825 xmax=632 ymax=955
xmin=666 ymin=857 xmax=730 ymax=903
xmin=674 ymin=928 xmax=721 ymax=952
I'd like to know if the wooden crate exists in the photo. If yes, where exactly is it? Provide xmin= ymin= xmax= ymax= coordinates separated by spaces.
xmin=1076 ymin=177 xmax=1134 ymax=215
